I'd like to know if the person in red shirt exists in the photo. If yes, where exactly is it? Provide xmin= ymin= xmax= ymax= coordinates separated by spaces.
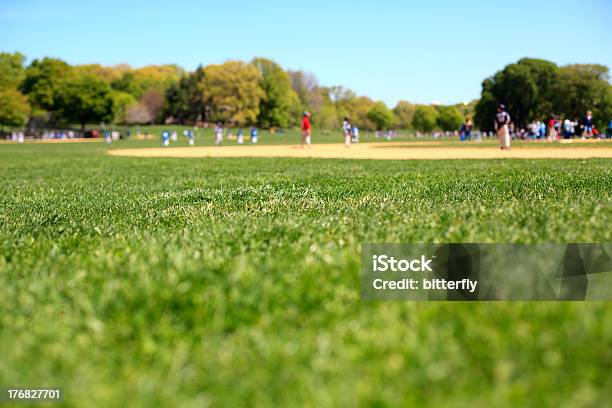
xmin=301 ymin=111 xmax=312 ymax=148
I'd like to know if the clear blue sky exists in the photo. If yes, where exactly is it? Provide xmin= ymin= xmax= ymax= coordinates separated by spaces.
xmin=1 ymin=0 xmax=611 ymax=106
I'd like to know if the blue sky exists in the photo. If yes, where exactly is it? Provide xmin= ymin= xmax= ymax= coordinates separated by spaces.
xmin=1 ymin=0 xmax=611 ymax=106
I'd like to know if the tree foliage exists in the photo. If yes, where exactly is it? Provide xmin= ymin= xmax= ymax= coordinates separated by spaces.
xmin=412 ymin=105 xmax=439 ymax=132
xmin=436 ymin=106 xmax=464 ymax=131
xmin=252 ymin=58 xmax=301 ymax=128
xmin=553 ymin=64 xmax=612 ymax=129
xmin=0 ymin=52 xmax=26 ymax=89
xmin=163 ymin=66 xmax=206 ymax=124
xmin=393 ymin=100 xmax=416 ymax=129
xmin=202 ymin=61 xmax=264 ymax=125
xmin=367 ymin=101 xmax=394 ymax=130
xmin=0 ymin=87 xmax=31 ymax=127
xmin=474 ymin=58 xmax=610 ymax=131
xmin=21 ymin=57 xmax=72 ymax=111
xmin=109 ymin=91 xmax=136 ymax=124
xmin=5 ymin=53 xmax=611 ymax=132
xmin=55 ymin=72 xmax=114 ymax=129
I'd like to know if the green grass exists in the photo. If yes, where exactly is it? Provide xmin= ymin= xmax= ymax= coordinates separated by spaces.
xmin=0 ymin=141 xmax=611 ymax=407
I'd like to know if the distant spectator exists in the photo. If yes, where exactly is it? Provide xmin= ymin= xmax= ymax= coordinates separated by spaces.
xmin=583 ymin=111 xmax=594 ymax=137
xmin=460 ymin=119 xmax=472 ymax=141
xmin=548 ymin=117 xmax=557 ymax=142
xmin=562 ymin=118 xmax=573 ymax=139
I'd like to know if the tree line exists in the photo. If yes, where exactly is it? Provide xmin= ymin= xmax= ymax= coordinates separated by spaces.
xmin=475 ymin=58 xmax=612 ymax=131
xmin=1 ymin=53 xmax=609 ymax=132
xmin=0 ymin=52 xmax=473 ymax=132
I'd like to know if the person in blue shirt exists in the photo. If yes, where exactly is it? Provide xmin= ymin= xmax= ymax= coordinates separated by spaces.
xmin=161 ymin=130 xmax=170 ymax=146
xmin=251 ymin=127 xmax=258 ymax=144
xmin=583 ymin=111 xmax=594 ymax=137
xmin=460 ymin=119 xmax=472 ymax=141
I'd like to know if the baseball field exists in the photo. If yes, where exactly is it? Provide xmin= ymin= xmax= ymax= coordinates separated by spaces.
xmin=1 ymin=134 xmax=611 ymax=406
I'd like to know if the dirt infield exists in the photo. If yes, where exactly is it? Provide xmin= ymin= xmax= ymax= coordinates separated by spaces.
xmin=109 ymin=142 xmax=612 ymax=160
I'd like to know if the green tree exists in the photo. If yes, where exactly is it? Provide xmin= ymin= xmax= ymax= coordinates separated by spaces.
xmin=474 ymin=78 xmax=497 ymax=131
xmin=21 ymin=57 xmax=72 ymax=111
xmin=412 ymin=105 xmax=439 ymax=132
xmin=109 ymin=90 xmax=137 ymax=124
xmin=202 ymin=61 xmax=264 ymax=125
xmin=252 ymin=58 xmax=301 ymax=128
xmin=316 ymin=96 xmax=340 ymax=129
xmin=55 ymin=73 xmax=114 ymax=129
xmin=0 ymin=87 xmax=31 ymax=128
xmin=393 ymin=100 xmax=416 ymax=129
xmin=553 ymin=64 xmax=612 ymax=129
xmin=436 ymin=106 xmax=464 ymax=131
xmin=111 ymin=65 xmax=183 ymax=99
xmin=474 ymin=58 xmax=559 ymax=129
xmin=0 ymin=52 xmax=26 ymax=89
xmin=164 ymin=66 xmax=206 ymax=124
xmin=367 ymin=101 xmax=394 ymax=130
xmin=326 ymin=86 xmax=356 ymax=128
xmin=350 ymin=96 xmax=376 ymax=129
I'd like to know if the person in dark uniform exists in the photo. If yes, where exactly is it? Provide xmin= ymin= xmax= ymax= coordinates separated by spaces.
xmin=494 ymin=104 xmax=511 ymax=150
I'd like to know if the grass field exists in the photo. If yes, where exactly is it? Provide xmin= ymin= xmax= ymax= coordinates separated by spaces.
xmin=1 ymin=140 xmax=611 ymax=406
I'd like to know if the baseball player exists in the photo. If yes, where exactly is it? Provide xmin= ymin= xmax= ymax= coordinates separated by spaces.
xmin=215 ymin=123 xmax=224 ymax=145
xmin=342 ymin=117 xmax=353 ymax=147
xmin=494 ymin=104 xmax=511 ymax=150
xmin=301 ymin=111 xmax=312 ymax=148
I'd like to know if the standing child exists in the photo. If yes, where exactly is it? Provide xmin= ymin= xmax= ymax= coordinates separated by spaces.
xmin=161 ymin=130 xmax=170 ymax=146
xmin=237 ymin=128 xmax=244 ymax=145
xmin=250 ymin=127 xmax=258 ymax=144
xmin=352 ymin=125 xmax=360 ymax=143
xmin=188 ymin=129 xmax=195 ymax=146
xmin=301 ymin=111 xmax=312 ymax=148
xmin=342 ymin=117 xmax=352 ymax=147
xmin=215 ymin=122 xmax=224 ymax=145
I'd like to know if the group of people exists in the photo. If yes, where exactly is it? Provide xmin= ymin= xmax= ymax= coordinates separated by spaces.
xmin=491 ymin=105 xmax=606 ymax=149
xmin=159 ymin=125 xmax=259 ymax=146
xmin=212 ymin=125 xmax=259 ymax=145
xmin=154 ymin=106 xmax=607 ymax=150
xmin=300 ymin=111 xmax=360 ymax=148
xmin=519 ymin=112 xmax=598 ymax=140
